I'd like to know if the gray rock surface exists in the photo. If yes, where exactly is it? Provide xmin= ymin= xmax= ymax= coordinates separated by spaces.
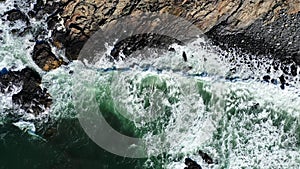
xmin=47 ymin=0 xmax=300 ymax=64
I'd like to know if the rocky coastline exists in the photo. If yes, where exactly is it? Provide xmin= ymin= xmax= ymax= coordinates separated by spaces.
xmin=1 ymin=0 xmax=299 ymax=115
xmin=50 ymin=0 xmax=300 ymax=63
xmin=0 ymin=0 xmax=300 ymax=167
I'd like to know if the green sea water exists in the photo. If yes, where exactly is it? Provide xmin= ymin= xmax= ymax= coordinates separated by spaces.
xmin=1 ymin=0 xmax=300 ymax=168
xmin=2 ymin=60 xmax=300 ymax=169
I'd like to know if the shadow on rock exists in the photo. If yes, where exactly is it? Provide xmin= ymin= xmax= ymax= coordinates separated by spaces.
xmin=32 ymin=41 xmax=65 ymax=71
xmin=0 ymin=67 xmax=52 ymax=115
xmin=184 ymin=158 xmax=202 ymax=169
xmin=4 ymin=9 xmax=29 ymax=24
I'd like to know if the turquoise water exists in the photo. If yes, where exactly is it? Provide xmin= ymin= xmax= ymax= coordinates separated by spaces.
xmin=1 ymin=0 xmax=300 ymax=168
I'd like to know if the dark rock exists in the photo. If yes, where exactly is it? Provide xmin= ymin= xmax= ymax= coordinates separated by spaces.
xmin=43 ymin=126 xmax=57 ymax=138
xmin=32 ymin=0 xmax=62 ymax=20
xmin=279 ymin=74 xmax=286 ymax=85
xmin=49 ymin=0 xmax=300 ymax=65
xmin=51 ymin=29 xmax=67 ymax=49
xmin=4 ymin=9 xmax=29 ymax=24
xmin=198 ymin=150 xmax=214 ymax=164
xmin=32 ymin=41 xmax=64 ymax=71
xmin=65 ymin=39 xmax=87 ymax=60
xmin=263 ymin=75 xmax=271 ymax=82
xmin=206 ymin=6 xmax=300 ymax=66
xmin=33 ymin=0 xmax=44 ymax=14
xmin=182 ymin=51 xmax=187 ymax=62
xmin=0 ymin=67 xmax=52 ymax=115
xmin=0 ymin=68 xmax=8 ymax=76
xmin=11 ymin=28 xmax=20 ymax=35
xmin=168 ymin=47 xmax=176 ymax=52
xmin=27 ymin=11 xmax=35 ymax=18
xmin=271 ymin=79 xmax=278 ymax=85
xmin=279 ymin=74 xmax=287 ymax=89
xmin=109 ymin=33 xmax=182 ymax=61
xmin=290 ymin=64 xmax=297 ymax=76
xmin=184 ymin=158 xmax=202 ymax=169
xmin=47 ymin=16 xmax=60 ymax=30
xmin=18 ymin=26 xmax=32 ymax=37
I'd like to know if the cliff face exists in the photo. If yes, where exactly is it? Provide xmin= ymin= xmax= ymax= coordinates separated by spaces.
xmin=50 ymin=0 xmax=300 ymax=64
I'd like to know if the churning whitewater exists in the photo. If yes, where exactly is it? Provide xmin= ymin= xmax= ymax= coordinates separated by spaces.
xmin=68 ymin=38 xmax=300 ymax=168
xmin=1 ymin=0 xmax=300 ymax=168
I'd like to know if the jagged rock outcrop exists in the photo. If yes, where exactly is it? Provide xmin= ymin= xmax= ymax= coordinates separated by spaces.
xmin=32 ymin=41 xmax=65 ymax=71
xmin=198 ymin=150 xmax=214 ymax=164
xmin=183 ymin=151 xmax=215 ymax=169
xmin=0 ymin=67 xmax=52 ymax=115
xmin=2 ymin=0 xmax=299 ymax=117
xmin=48 ymin=0 xmax=300 ymax=65
xmin=184 ymin=158 xmax=202 ymax=169
xmin=2 ymin=0 xmax=65 ymax=71
xmin=4 ymin=9 xmax=29 ymax=24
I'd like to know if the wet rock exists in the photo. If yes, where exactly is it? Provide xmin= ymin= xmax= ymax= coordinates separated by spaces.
xmin=32 ymin=41 xmax=65 ymax=71
xmin=271 ymin=78 xmax=278 ymax=85
xmin=279 ymin=74 xmax=287 ymax=89
xmin=110 ymin=33 xmax=182 ymax=60
xmin=0 ymin=68 xmax=8 ymax=76
xmin=198 ymin=150 xmax=214 ymax=164
xmin=47 ymin=15 xmax=60 ymax=30
xmin=42 ymin=126 xmax=57 ymax=139
xmin=51 ymin=29 xmax=67 ymax=49
xmin=4 ymin=9 xmax=29 ymax=24
xmin=48 ymin=0 xmax=300 ymax=64
xmin=184 ymin=158 xmax=202 ymax=169
xmin=17 ymin=26 xmax=32 ymax=37
xmin=205 ymin=1 xmax=300 ymax=65
xmin=0 ymin=67 xmax=52 ymax=115
xmin=263 ymin=75 xmax=271 ymax=82
xmin=182 ymin=51 xmax=187 ymax=62
xmin=65 ymin=39 xmax=87 ymax=60
xmin=32 ymin=0 xmax=62 ymax=20
xmin=27 ymin=10 xmax=35 ymax=18
xmin=33 ymin=0 xmax=44 ymax=12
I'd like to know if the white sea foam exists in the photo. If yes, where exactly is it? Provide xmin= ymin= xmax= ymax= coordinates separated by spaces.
xmin=0 ymin=0 xmax=54 ymax=124
xmin=78 ymin=38 xmax=300 ymax=168
xmin=1 ymin=1 xmax=300 ymax=167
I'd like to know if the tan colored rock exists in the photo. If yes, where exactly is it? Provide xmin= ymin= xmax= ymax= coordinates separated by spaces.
xmin=32 ymin=41 xmax=65 ymax=71
xmin=51 ymin=0 xmax=300 ymax=60
xmin=43 ymin=59 xmax=64 ymax=71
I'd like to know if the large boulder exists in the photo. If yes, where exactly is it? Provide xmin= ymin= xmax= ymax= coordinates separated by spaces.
xmin=32 ymin=41 xmax=65 ymax=71
xmin=184 ymin=158 xmax=202 ymax=169
xmin=0 ymin=67 xmax=52 ymax=115
xmin=4 ymin=9 xmax=29 ymax=23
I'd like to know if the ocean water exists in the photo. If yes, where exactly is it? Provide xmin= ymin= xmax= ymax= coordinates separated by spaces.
xmin=1 ymin=0 xmax=300 ymax=169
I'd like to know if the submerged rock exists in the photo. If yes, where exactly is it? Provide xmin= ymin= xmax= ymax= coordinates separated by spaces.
xmin=0 ymin=68 xmax=8 ymax=76
xmin=4 ymin=9 xmax=29 ymax=24
xmin=0 ymin=67 xmax=52 ymax=115
xmin=32 ymin=0 xmax=62 ymax=20
xmin=109 ymin=33 xmax=182 ymax=60
xmin=198 ymin=150 xmax=214 ymax=164
xmin=184 ymin=158 xmax=202 ymax=169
